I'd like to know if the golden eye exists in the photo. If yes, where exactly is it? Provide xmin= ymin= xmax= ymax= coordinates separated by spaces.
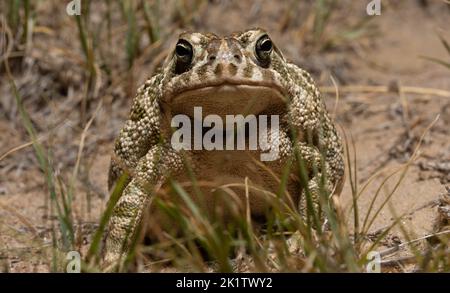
xmin=175 ymin=39 xmax=193 ymax=73
xmin=255 ymin=35 xmax=273 ymax=66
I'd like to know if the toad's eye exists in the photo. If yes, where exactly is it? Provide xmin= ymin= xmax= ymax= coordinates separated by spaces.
xmin=255 ymin=35 xmax=273 ymax=66
xmin=175 ymin=39 xmax=193 ymax=73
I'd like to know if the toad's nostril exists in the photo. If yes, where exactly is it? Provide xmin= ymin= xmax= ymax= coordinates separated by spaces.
xmin=234 ymin=54 xmax=241 ymax=62
xmin=209 ymin=55 xmax=216 ymax=61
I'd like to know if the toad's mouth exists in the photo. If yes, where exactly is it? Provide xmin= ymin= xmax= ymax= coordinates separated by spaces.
xmin=164 ymin=82 xmax=288 ymax=118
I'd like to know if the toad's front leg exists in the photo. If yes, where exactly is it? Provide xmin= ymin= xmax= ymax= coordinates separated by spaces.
xmin=103 ymin=145 xmax=183 ymax=271
xmin=294 ymin=142 xmax=336 ymax=222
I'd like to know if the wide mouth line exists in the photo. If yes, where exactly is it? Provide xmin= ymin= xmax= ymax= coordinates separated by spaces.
xmin=167 ymin=80 xmax=287 ymax=101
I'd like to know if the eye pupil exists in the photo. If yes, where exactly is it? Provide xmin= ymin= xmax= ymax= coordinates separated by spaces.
xmin=260 ymin=39 xmax=272 ymax=52
xmin=175 ymin=39 xmax=193 ymax=74
xmin=176 ymin=44 xmax=190 ymax=57
xmin=255 ymin=35 xmax=273 ymax=66
xmin=175 ymin=39 xmax=193 ymax=59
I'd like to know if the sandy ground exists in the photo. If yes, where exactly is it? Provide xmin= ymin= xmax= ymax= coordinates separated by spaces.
xmin=0 ymin=1 xmax=449 ymax=272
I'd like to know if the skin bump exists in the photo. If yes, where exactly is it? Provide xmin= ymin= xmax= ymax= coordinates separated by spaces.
xmin=243 ymin=63 xmax=254 ymax=78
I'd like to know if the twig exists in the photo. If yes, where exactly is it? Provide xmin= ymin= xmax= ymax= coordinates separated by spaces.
xmin=320 ymin=85 xmax=450 ymax=98
xmin=0 ymin=117 xmax=77 ymax=163
xmin=0 ymin=203 xmax=39 ymax=239
xmin=0 ymin=141 xmax=37 ymax=162
xmin=380 ymin=255 xmax=417 ymax=266
xmin=378 ymin=230 xmax=450 ymax=258
xmin=381 ymin=247 xmax=450 ymax=267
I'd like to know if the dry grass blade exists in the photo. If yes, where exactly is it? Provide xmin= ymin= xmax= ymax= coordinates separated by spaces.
xmin=341 ymin=128 xmax=360 ymax=242
xmin=70 ymin=100 xmax=103 ymax=189
xmin=0 ymin=139 xmax=41 ymax=162
xmin=362 ymin=115 xmax=440 ymax=234
xmin=320 ymin=85 xmax=450 ymax=98
xmin=330 ymin=74 xmax=340 ymax=119
xmin=378 ymin=230 xmax=450 ymax=258
xmin=0 ymin=203 xmax=39 ymax=238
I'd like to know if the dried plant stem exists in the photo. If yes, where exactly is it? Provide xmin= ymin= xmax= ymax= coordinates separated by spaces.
xmin=320 ymin=85 xmax=450 ymax=98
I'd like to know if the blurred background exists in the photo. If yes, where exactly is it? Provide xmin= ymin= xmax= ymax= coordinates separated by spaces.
xmin=0 ymin=0 xmax=449 ymax=272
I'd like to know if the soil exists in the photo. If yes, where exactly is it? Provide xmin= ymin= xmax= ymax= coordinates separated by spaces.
xmin=0 ymin=0 xmax=449 ymax=272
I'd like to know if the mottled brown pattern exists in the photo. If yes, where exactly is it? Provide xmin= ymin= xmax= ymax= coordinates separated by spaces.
xmin=225 ymin=38 xmax=243 ymax=63
xmin=228 ymin=63 xmax=238 ymax=76
xmin=214 ymin=63 xmax=223 ymax=77
xmin=262 ymin=68 xmax=275 ymax=83
xmin=206 ymin=38 xmax=221 ymax=57
xmin=103 ymin=28 xmax=344 ymax=269
xmin=195 ymin=63 xmax=209 ymax=80
xmin=243 ymin=63 xmax=254 ymax=78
